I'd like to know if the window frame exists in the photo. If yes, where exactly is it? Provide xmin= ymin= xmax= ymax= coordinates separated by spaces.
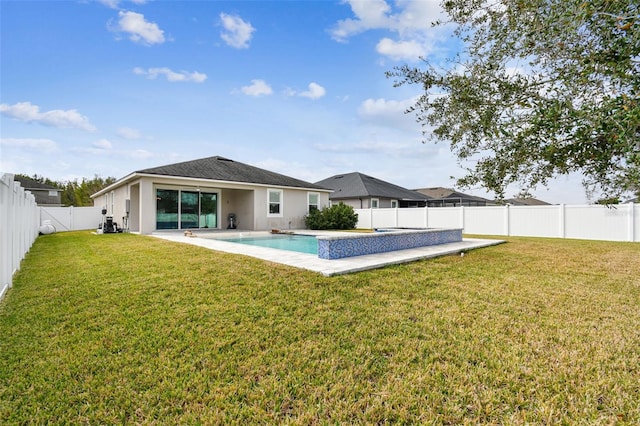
xmin=371 ymin=198 xmax=379 ymax=209
xmin=391 ymin=199 xmax=398 ymax=208
xmin=267 ymin=188 xmax=283 ymax=217
xmin=307 ymin=192 xmax=320 ymax=213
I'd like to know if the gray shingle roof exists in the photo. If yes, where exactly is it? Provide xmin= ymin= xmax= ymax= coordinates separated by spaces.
xmin=315 ymin=172 xmax=430 ymax=201
xmin=414 ymin=187 xmax=489 ymax=203
xmin=14 ymin=176 xmax=61 ymax=191
xmin=137 ymin=156 xmax=327 ymax=190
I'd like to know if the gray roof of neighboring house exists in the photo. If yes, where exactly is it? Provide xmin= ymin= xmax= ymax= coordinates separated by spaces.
xmin=414 ymin=187 xmax=489 ymax=203
xmin=14 ymin=175 xmax=61 ymax=191
xmin=505 ymin=197 xmax=552 ymax=206
xmin=315 ymin=172 xmax=431 ymax=201
xmin=136 ymin=156 xmax=328 ymax=190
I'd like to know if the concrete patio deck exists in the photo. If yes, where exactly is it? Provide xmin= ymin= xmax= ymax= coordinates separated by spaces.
xmin=151 ymin=230 xmax=504 ymax=276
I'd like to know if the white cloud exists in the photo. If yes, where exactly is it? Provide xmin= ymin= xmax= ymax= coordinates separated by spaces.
xmin=358 ymin=97 xmax=414 ymax=117
xmin=376 ymin=38 xmax=427 ymax=61
xmin=0 ymin=137 xmax=58 ymax=153
xmin=330 ymin=0 xmax=392 ymax=41
xmin=114 ymin=11 xmax=165 ymax=45
xmin=241 ymin=79 xmax=273 ymax=96
xmin=92 ymin=139 xmax=113 ymax=149
xmin=358 ymin=97 xmax=421 ymax=131
xmin=330 ymin=0 xmax=446 ymax=62
xmin=0 ymin=102 xmax=96 ymax=131
xmin=299 ymin=82 xmax=326 ymax=100
xmin=116 ymin=126 xmax=143 ymax=139
xmin=100 ymin=0 xmax=148 ymax=7
xmin=99 ymin=0 xmax=120 ymax=9
xmin=133 ymin=67 xmax=207 ymax=83
xmin=219 ymin=13 xmax=255 ymax=49
xmin=128 ymin=149 xmax=153 ymax=159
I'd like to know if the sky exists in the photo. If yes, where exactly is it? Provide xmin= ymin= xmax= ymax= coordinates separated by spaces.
xmin=1 ymin=0 xmax=592 ymax=204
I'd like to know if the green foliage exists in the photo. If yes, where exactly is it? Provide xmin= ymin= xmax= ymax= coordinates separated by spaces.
xmin=17 ymin=173 xmax=115 ymax=206
xmin=304 ymin=202 xmax=358 ymax=230
xmin=388 ymin=0 xmax=639 ymax=201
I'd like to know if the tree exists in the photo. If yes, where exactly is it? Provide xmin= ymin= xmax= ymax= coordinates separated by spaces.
xmin=388 ymin=0 xmax=639 ymax=201
xmin=16 ymin=173 xmax=115 ymax=206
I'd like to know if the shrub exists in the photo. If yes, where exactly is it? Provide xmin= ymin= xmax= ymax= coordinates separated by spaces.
xmin=305 ymin=203 xmax=358 ymax=230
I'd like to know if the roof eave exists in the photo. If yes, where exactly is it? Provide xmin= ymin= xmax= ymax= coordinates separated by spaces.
xmin=91 ymin=172 xmax=332 ymax=198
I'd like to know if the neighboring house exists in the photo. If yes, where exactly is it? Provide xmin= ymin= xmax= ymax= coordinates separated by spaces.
xmin=13 ymin=175 xmax=63 ymax=206
xmin=505 ymin=197 xmax=552 ymax=206
xmin=414 ymin=187 xmax=491 ymax=207
xmin=90 ymin=156 xmax=331 ymax=234
xmin=315 ymin=172 xmax=430 ymax=209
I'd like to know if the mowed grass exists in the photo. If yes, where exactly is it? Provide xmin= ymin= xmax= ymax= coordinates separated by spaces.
xmin=1 ymin=232 xmax=639 ymax=424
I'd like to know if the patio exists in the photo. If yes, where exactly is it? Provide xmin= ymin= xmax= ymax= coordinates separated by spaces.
xmin=151 ymin=230 xmax=504 ymax=276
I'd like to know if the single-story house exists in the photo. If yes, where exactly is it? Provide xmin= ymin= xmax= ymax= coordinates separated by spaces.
xmin=315 ymin=172 xmax=430 ymax=209
xmin=413 ymin=187 xmax=491 ymax=207
xmin=91 ymin=156 xmax=331 ymax=234
xmin=14 ymin=175 xmax=63 ymax=206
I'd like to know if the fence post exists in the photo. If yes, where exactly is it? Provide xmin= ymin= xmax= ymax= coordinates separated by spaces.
xmin=629 ymin=202 xmax=635 ymax=242
xmin=460 ymin=206 xmax=465 ymax=232
xmin=560 ymin=204 xmax=566 ymax=239
xmin=424 ymin=206 xmax=428 ymax=229
xmin=504 ymin=205 xmax=510 ymax=236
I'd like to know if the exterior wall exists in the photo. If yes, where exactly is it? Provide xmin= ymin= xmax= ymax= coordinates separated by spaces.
xmin=100 ymin=175 xmax=330 ymax=234
xmin=221 ymin=188 xmax=253 ymax=230
xmin=254 ymin=187 xmax=329 ymax=231
xmin=332 ymin=197 xmax=417 ymax=209
xmin=27 ymin=188 xmax=63 ymax=206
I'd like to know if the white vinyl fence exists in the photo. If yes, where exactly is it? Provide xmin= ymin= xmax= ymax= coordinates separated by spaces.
xmin=1 ymin=174 xmax=104 ymax=300
xmin=40 ymin=206 xmax=103 ymax=232
xmin=1 ymin=174 xmax=40 ymax=300
xmin=355 ymin=203 xmax=639 ymax=242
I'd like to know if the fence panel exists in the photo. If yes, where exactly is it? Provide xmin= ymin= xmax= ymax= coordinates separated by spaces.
xmin=427 ymin=207 xmax=462 ymax=229
xmin=565 ymin=205 xmax=630 ymax=241
xmin=355 ymin=203 xmax=637 ymax=242
xmin=464 ymin=206 xmax=506 ymax=235
xmin=1 ymin=174 xmax=39 ymax=300
xmin=398 ymin=208 xmax=427 ymax=228
xmin=40 ymin=206 xmax=103 ymax=232
xmin=510 ymin=206 xmax=562 ymax=238
xmin=370 ymin=209 xmax=398 ymax=228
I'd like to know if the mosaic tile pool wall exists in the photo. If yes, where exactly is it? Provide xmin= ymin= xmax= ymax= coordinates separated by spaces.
xmin=317 ymin=228 xmax=463 ymax=260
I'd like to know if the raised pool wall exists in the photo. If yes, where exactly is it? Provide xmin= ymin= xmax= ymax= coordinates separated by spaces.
xmin=316 ymin=228 xmax=463 ymax=260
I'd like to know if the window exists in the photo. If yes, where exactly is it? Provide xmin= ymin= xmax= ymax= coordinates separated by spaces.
xmin=391 ymin=200 xmax=398 ymax=208
xmin=308 ymin=192 xmax=319 ymax=213
xmin=156 ymin=188 xmax=218 ymax=230
xmin=268 ymin=189 xmax=283 ymax=216
xmin=371 ymin=198 xmax=379 ymax=208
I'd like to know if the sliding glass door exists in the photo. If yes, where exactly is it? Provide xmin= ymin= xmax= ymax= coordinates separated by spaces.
xmin=156 ymin=189 xmax=218 ymax=230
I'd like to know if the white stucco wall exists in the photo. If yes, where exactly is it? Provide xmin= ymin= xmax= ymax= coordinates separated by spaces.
xmin=98 ymin=174 xmax=331 ymax=234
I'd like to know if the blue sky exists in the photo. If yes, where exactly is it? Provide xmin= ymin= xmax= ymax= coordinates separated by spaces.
xmin=1 ymin=0 xmax=588 ymax=203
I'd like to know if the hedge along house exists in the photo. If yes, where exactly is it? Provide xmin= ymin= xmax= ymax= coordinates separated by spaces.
xmin=91 ymin=156 xmax=331 ymax=235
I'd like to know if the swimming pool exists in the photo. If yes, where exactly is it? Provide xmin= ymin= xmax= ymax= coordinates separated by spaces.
xmin=209 ymin=228 xmax=463 ymax=259
xmin=221 ymin=234 xmax=318 ymax=254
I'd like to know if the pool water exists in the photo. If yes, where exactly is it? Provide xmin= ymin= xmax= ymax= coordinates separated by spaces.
xmin=222 ymin=234 xmax=318 ymax=255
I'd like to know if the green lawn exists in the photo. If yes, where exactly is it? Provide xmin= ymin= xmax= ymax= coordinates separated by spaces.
xmin=1 ymin=231 xmax=639 ymax=424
